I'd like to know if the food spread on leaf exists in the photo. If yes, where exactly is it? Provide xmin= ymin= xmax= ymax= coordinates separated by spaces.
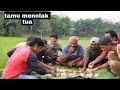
xmin=45 ymin=68 xmax=99 ymax=78
xmin=80 ymin=68 xmax=99 ymax=78
xmin=45 ymin=69 xmax=81 ymax=77
xmin=31 ymin=65 xmax=115 ymax=79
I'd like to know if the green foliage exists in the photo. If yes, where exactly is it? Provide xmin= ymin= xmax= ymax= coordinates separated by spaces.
xmin=0 ymin=12 xmax=120 ymax=37
xmin=75 ymin=18 xmax=120 ymax=37
xmin=0 ymin=28 xmax=8 ymax=36
xmin=50 ymin=15 xmax=73 ymax=37
xmin=9 ymin=27 xmax=15 ymax=37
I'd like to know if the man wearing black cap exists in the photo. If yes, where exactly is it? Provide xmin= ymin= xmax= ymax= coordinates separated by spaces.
xmin=88 ymin=30 xmax=119 ymax=69
xmin=92 ymin=36 xmax=120 ymax=79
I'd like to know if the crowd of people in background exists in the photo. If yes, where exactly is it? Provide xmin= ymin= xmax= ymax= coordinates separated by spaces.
xmin=2 ymin=29 xmax=120 ymax=79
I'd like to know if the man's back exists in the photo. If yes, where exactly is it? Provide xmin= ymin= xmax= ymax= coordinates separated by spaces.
xmin=3 ymin=46 xmax=30 ymax=79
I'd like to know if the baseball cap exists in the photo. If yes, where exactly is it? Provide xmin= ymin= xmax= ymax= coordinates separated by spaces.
xmin=99 ymin=36 xmax=117 ymax=45
xmin=90 ymin=37 xmax=99 ymax=44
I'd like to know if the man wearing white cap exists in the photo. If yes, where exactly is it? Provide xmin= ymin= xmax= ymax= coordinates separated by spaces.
xmin=82 ymin=37 xmax=107 ymax=73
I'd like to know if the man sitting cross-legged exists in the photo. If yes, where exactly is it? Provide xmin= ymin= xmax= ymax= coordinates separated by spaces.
xmin=57 ymin=36 xmax=84 ymax=67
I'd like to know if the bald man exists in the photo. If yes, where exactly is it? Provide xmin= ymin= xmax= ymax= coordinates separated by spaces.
xmin=57 ymin=36 xmax=84 ymax=67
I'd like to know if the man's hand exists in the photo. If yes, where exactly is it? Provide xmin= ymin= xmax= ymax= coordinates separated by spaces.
xmin=88 ymin=61 xmax=94 ymax=68
xmin=82 ymin=67 xmax=86 ymax=73
xmin=49 ymin=44 xmax=54 ymax=49
xmin=91 ymin=67 xmax=99 ymax=77
xmin=69 ymin=47 xmax=75 ymax=51
xmin=50 ymin=71 xmax=57 ymax=77
xmin=68 ymin=61 xmax=75 ymax=67
xmin=68 ymin=47 xmax=75 ymax=55
xmin=50 ymin=66 xmax=57 ymax=72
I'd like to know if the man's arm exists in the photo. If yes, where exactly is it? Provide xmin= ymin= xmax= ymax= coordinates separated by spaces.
xmin=60 ymin=46 xmax=74 ymax=63
xmin=27 ymin=51 xmax=51 ymax=75
xmin=68 ymin=55 xmax=83 ymax=67
xmin=92 ymin=55 xmax=104 ymax=64
xmin=38 ymin=61 xmax=56 ymax=71
xmin=82 ymin=58 xmax=88 ymax=72
xmin=68 ymin=44 xmax=85 ymax=67
xmin=94 ymin=51 xmax=108 ymax=64
xmin=92 ymin=62 xmax=109 ymax=77
xmin=88 ymin=51 xmax=107 ymax=68
xmin=70 ymin=55 xmax=83 ymax=64
xmin=97 ymin=62 xmax=109 ymax=69
xmin=82 ymin=48 xmax=89 ymax=71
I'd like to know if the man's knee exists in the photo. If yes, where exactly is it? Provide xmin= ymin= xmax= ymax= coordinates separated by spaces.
xmin=56 ymin=57 xmax=64 ymax=64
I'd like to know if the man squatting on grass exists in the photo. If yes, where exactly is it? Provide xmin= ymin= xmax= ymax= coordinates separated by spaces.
xmin=16 ymin=36 xmax=56 ymax=74
xmin=3 ymin=36 xmax=56 ymax=79
xmin=88 ymin=30 xmax=120 ymax=68
xmin=57 ymin=36 xmax=84 ymax=67
xmin=92 ymin=36 xmax=120 ymax=79
xmin=82 ymin=37 xmax=107 ymax=73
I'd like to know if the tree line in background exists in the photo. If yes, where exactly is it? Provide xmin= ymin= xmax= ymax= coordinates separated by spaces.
xmin=0 ymin=11 xmax=120 ymax=37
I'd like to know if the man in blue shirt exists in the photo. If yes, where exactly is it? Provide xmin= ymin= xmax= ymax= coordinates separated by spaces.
xmin=57 ymin=36 xmax=84 ymax=67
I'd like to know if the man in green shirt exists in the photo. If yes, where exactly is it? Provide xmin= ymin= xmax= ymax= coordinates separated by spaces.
xmin=82 ymin=37 xmax=107 ymax=73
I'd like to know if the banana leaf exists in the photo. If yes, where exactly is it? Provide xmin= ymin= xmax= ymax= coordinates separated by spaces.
xmin=30 ymin=65 xmax=116 ymax=79
xmin=93 ymin=69 xmax=115 ymax=79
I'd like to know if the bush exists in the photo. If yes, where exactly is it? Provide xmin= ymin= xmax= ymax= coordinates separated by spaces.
xmin=0 ymin=28 xmax=8 ymax=36
xmin=9 ymin=28 xmax=15 ymax=37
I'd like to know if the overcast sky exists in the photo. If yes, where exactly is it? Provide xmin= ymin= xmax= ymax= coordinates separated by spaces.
xmin=51 ymin=11 xmax=120 ymax=23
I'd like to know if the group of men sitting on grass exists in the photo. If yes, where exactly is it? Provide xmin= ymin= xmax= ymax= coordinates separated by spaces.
xmin=2 ymin=30 xmax=120 ymax=79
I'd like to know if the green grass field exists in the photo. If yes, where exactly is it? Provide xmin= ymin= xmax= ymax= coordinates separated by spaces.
xmin=0 ymin=37 xmax=26 ymax=69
